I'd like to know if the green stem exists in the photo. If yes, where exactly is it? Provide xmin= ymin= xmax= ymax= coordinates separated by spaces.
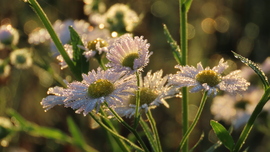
xmin=27 ymin=0 xmax=82 ymax=80
xmin=89 ymin=113 xmax=143 ymax=152
xmin=99 ymin=109 xmax=130 ymax=152
xmin=178 ymin=91 xmax=208 ymax=151
xmin=105 ymin=103 xmax=150 ymax=152
xmin=233 ymin=87 xmax=270 ymax=152
xmin=134 ymin=71 xmax=141 ymax=128
xmin=146 ymin=109 xmax=162 ymax=152
xmin=179 ymin=0 xmax=189 ymax=151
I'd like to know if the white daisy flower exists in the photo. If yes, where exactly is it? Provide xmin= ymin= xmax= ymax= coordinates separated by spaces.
xmin=105 ymin=3 xmax=140 ymax=33
xmin=10 ymin=48 xmax=32 ymax=69
xmin=114 ymin=70 xmax=178 ymax=118
xmin=79 ymin=28 xmax=111 ymax=60
xmin=41 ymin=68 xmax=137 ymax=116
xmin=106 ymin=34 xmax=152 ymax=73
xmin=0 ymin=24 xmax=19 ymax=46
xmin=169 ymin=58 xmax=250 ymax=96
xmin=28 ymin=19 xmax=91 ymax=56
xmin=56 ymin=44 xmax=74 ymax=69
xmin=211 ymin=87 xmax=270 ymax=129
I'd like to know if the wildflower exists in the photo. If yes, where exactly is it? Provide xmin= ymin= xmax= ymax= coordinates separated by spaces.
xmin=41 ymin=68 xmax=137 ymax=116
xmin=28 ymin=20 xmax=91 ymax=56
xmin=56 ymin=44 xmax=74 ymax=69
xmin=0 ymin=59 xmax=10 ymax=79
xmin=0 ymin=24 xmax=19 ymax=46
xmin=114 ymin=70 xmax=178 ymax=118
xmin=83 ymin=0 xmax=106 ymax=15
xmin=169 ymin=58 xmax=250 ymax=96
xmin=79 ymin=28 xmax=110 ymax=60
xmin=10 ymin=48 xmax=32 ymax=69
xmin=211 ymin=87 xmax=270 ymax=128
xmin=105 ymin=4 xmax=140 ymax=33
xmin=106 ymin=34 xmax=152 ymax=73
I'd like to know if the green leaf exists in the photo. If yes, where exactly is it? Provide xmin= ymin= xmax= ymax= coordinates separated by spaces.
xmin=69 ymin=26 xmax=89 ymax=75
xmin=163 ymin=24 xmax=182 ymax=64
xmin=232 ymin=51 xmax=269 ymax=89
xmin=139 ymin=118 xmax=159 ymax=152
xmin=7 ymin=109 xmax=72 ymax=143
xmin=67 ymin=116 xmax=85 ymax=146
xmin=185 ymin=0 xmax=194 ymax=12
xmin=210 ymin=120 xmax=234 ymax=151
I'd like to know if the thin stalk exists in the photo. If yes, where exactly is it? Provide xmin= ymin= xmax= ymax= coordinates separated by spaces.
xmin=27 ymin=0 xmax=82 ymax=80
xmin=89 ymin=113 xmax=143 ymax=152
xmin=134 ymin=71 xmax=141 ymax=128
xmin=105 ymin=103 xmax=150 ymax=152
xmin=178 ymin=91 xmax=208 ymax=151
xmin=179 ymin=1 xmax=189 ymax=151
xmin=99 ymin=109 xmax=130 ymax=152
xmin=233 ymin=87 xmax=270 ymax=152
xmin=146 ymin=109 xmax=162 ymax=152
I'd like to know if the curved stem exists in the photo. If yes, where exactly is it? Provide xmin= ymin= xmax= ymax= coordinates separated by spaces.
xmin=233 ymin=87 xmax=270 ymax=152
xmin=105 ymin=103 xmax=150 ymax=152
xmin=146 ymin=109 xmax=162 ymax=152
xmin=178 ymin=91 xmax=208 ymax=152
xmin=27 ymin=0 xmax=82 ymax=80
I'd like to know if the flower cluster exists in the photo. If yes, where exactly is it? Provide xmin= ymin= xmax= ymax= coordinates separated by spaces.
xmin=39 ymin=3 xmax=250 ymax=119
xmin=0 ymin=24 xmax=33 ymax=83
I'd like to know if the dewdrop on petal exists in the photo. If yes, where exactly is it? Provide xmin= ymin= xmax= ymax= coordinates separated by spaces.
xmin=10 ymin=48 xmax=32 ymax=69
xmin=106 ymin=34 xmax=152 ymax=73
xmin=169 ymin=58 xmax=250 ymax=96
xmin=41 ymin=68 xmax=137 ymax=116
xmin=114 ymin=70 xmax=179 ymax=118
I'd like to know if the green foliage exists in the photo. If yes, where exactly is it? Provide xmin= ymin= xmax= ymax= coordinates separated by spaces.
xmin=69 ymin=26 xmax=89 ymax=75
xmin=210 ymin=120 xmax=235 ymax=151
xmin=163 ymin=24 xmax=182 ymax=65
xmin=233 ymin=51 xmax=269 ymax=90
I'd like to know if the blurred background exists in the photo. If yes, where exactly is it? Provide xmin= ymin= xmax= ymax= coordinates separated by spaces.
xmin=1 ymin=0 xmax=270 ymax=151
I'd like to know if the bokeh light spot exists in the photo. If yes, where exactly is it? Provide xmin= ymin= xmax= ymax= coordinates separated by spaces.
xmin=214 ymin=16 xmax=230 ymax=33
xmin=201 ymin=18 xmax=216 ymax=34
xmin=187 ymin=24 xmax=196 ymax=40
xmin=151 ymin=1 xmax=169 ymax=18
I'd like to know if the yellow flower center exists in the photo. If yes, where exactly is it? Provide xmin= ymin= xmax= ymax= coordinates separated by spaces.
xmin=87 ymin=38 xmax=108 ymax=51
xmin=88 ymin=79 xmax=114 ymax=98
xmin=195 ymin=70 xmax=221 ymax=87
xmin=122 ymin=53 xmax=139 ymax=69
xmin=129 ymin=88 xmax=158 ymax=105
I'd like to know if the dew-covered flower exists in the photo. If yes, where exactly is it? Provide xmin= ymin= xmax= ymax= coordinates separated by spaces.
xmin=0 ymin=24 xmax=19 ymax=46
xmin=211 ymin=87 xmax=270 ymax=129
xmin=10 ymin=48 xmax=32 ymax=69
xmin=56 ymin=44 xmax=74 ymax=69
xmin=114 ymin=70 xmax=178 ymax=118
xmin=83 ymin=0 xmax=106 ymax=16
xmin=106 ymin=34 xmax=152 ymax=73
xmin=41 ymin=68 xmax=137 ymax=116
xmin=0 ymin=59 xmax=10 ymax=79
xmin=28 ymin=20 xmax=91 ymax=56
xmin=169 ymin=58 xmax=250 ymax=96
xmin=89 ymin=3 xmax=140 ymax=33
xmin=105 ymin=4 xmax=140 ymax=33
xmin=79 ymin=28 xmax=110 ymax=60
